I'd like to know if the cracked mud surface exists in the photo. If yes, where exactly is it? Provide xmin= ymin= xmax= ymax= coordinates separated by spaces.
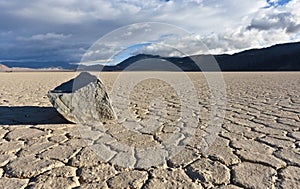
xmin=0 ymin=72 xmax=299 ymax=188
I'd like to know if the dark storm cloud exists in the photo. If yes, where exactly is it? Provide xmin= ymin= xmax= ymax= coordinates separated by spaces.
xmin=0 ymin=0 xmax=300 ymax=67
xmin=247 ymin=12 xmax=300 ymax=33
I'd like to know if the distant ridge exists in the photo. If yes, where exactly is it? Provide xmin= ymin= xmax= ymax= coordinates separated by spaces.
xmin=77 ymin=41 xmax=300 ymax=71
xmin=0 ymin=64 xmax=10 ymax=72
xmin=0 ymin=64 xmax=71 ymax=72
xmin=2 ymin=41 xmax=300 ymax=71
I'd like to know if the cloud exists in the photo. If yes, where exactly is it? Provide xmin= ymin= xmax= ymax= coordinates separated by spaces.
xmin=0 ymin=0 xmax=300 ymax=67
xmin=17 ymin=33 xmax=71 ymax=41
xmin=247 ymin=9 xmax=300 ymax=33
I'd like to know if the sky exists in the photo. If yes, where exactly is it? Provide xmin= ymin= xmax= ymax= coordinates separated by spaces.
xmin=0 ymin=0 xmax=300 ymax=67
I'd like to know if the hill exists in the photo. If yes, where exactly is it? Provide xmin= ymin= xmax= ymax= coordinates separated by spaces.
xmin=93 ymin=41 xmax=300 ymax=71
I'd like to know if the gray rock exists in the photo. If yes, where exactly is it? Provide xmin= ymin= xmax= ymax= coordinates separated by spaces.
xmin=0 ymin=141 xmax=24 ymax=154
xmin=48 ymin=72 xmax=116 ymax=124
xmin=38 ymin=144 xmax=81 ymax=163
xmin=232 ymin=162 xmax=276 ymax=188
xmin=77 ymin=164 xmax=116 ymax=183
xmin=202 ymin=137 xmax=240 ymax=166
xmin=107 ymin=170 xmax=148 ymax=189
xmin=274 ymin=148 xmax=300 ymax=166
xmin=186 ymin=158 xmax=230 ymax=185
xmin=0 ymin=177 xmax=29 ymax=189
xmin=280 ymin=166 xmax=300 ymax=188
xmin=27 ymin=166 xmax=80 ymax=189
xmin=236 ymin=150 xmax=286 ymax=169
xmin=0 ymin=154 xmax=16 ymax=167
xmin=144 ymin=168 xmax=202 ymax=189
xmin=5 ymin=155 xmax=64 ymax=178
xmin=6 ymin=127 xmax=50 ymax=141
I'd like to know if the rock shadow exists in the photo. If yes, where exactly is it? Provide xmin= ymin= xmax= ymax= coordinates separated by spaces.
xmin=0 ymin=106 xmax=72 ymax=125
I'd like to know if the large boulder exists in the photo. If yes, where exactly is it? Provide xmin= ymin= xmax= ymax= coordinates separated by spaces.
xmin=48 ymin=72 xmax=116 ymax=124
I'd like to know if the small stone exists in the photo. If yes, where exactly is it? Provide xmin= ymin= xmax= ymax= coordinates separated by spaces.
xmin=135 ymin=147 xmax=168 ymax=168
xmin=144 ymin=168 xmax=202 ymax=189
xmin=274 ymin=148 xmax=300 ymax=166
xmin=5 ymin=127 xmax=49 ymax=141
xmin=217 ymin=184 xmax=243 ymax=189
xmin=110 ymin=146 xmax=136 ymax=168
xmin=168 ymin=148 xmax=199 ymax=168
xmin=88 ymin=143 xmax=117 ymax=162
xmin=0 ymin=154 xmax=16 ymax=167
xmin=0 ymin=169 xmax=3 ymax=178
xmin=186 ymin=158 xmax=230 ymax=185
xmin=0 ymin=177 xmax=29 ymax=189
xmin=19 ymin=138 xmax=56 ymax=157
xmin=203 ymin=137 xmax=240 ymax=166
xmin=0 ymin=129 xmax=8 ymax=138
xmin=280 ymin=166 xmax=300 ymax=188
xmin=27 ymin=166 xmax=80 ymax=189
xmin=5 ymin=155 xmax=64 ymax=178
xmin=48 ymin=72 xmax=116 ymax=123
xmin=107 ymin=170 xmax=148 ymax=189
xmin=232 ymin=162 xmax=276 ymax=188
xmin=290 ymin=131 xmax=300 ymax=140
xmin=79 ymin=181 xmax=109 ymax=189
xmin=0 ymin=141 xmax=23 ymax=154
xmin=38 ymin=145 xmax=81 ymax=163
xmin=253 ymin=126 xmax=288 ymax=137
xmin=78 ymin=164 xmax=116 ymax=183
xmin=237 ymin=150 xmax=286 ymax=169
xmin=258 ymin=136 xmax=295 ymax=148
xmin=69 ymin=147 xmax=104 ymax=167
xmin=48 ymin=134 xmax=68 ymax=143
xmin=231 ymin=138 xmax=274 ymax=154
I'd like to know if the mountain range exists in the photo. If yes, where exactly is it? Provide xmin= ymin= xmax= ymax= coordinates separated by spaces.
xmin=1 ymin=41 xmax=300 ymax=71
xmin=78 ymin=41 xmax=300 ymax=71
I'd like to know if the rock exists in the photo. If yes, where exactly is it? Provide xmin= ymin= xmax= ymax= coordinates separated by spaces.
xmin=0 ymin=129 xmax=8 ymax=139
xmin=186 ymin=158 xmax=230 ymax=185
xmin=5 ymin=155 xmax=64 ymax=178
xmin=79 ymin=181 xmax=109 ymax=189
xmin=290 ymin=131 xmax=300 ymax=140
xmin=38 ymin=145 xmax=81 ymax=163
xmin=144 ymin=168 xmax=202 ymax=189
xmin=0 ymin=177 xmax=29 ymax=189
xmin=231 ymin=138 xmax=274 ymax=154
xmin=27 ymin=166 xmax=80 ymax=189
xmin=107 ymin=170 xmax=148 ymax=189
xmin=0 ymin=141 xmax=24 ymax=154
xmin=77 ymin=164 xmax=116 ymax=183
xmin=0 ymin=154 xmax=16 ymax=167
xmin=5 ymin=127 xmax=49 ymax=141
xmin=217 ymin=185 xmax=243 ymax=189
xmin=48 ymin=72 xmax=116 ymax=124
xmin=274 ymin=148 xmax=300 ymax=166
xmin=237 ymin=150 xmax=286 ymax=169
xmin=280 ymin=166 xmax=300 ymax=188
xmin=168 ymin=148 xmax=199 ymax=168
xmin=232 ymin=162 xmax=276 ymax=188
xmin=202 ymin=137 xmax=240 ymax=166
xmin=258 ymin=136 xmax=295 ymax=148
xmin=69 ymin=147 xmax=104 ymax=167
xmin=17 ymin=138 xmax=56 ymax=157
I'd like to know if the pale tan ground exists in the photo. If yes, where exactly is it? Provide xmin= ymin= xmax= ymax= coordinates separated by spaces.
xmin=0 ymin=72 xmax=300 ymax=189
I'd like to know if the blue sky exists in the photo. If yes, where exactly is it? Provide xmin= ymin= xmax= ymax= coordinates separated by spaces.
xmin=0 ymin=0 xmax=299 ymax=68
xmin=267 ymin=0 xmax=291 ymax=6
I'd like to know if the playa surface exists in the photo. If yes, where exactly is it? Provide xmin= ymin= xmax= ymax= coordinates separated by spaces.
xmin=0 ymin=72 xmax=299 ymax=188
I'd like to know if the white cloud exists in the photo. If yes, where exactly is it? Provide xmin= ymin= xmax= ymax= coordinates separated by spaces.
xmin=17 ymin=33 xmax=71 ymax=41
xmin=1 ymin=0 xmax=300 ymax=65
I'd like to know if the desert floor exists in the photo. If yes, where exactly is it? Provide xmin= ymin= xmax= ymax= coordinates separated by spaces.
xmin=0 ymin=72 xmax=299 ymax=189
